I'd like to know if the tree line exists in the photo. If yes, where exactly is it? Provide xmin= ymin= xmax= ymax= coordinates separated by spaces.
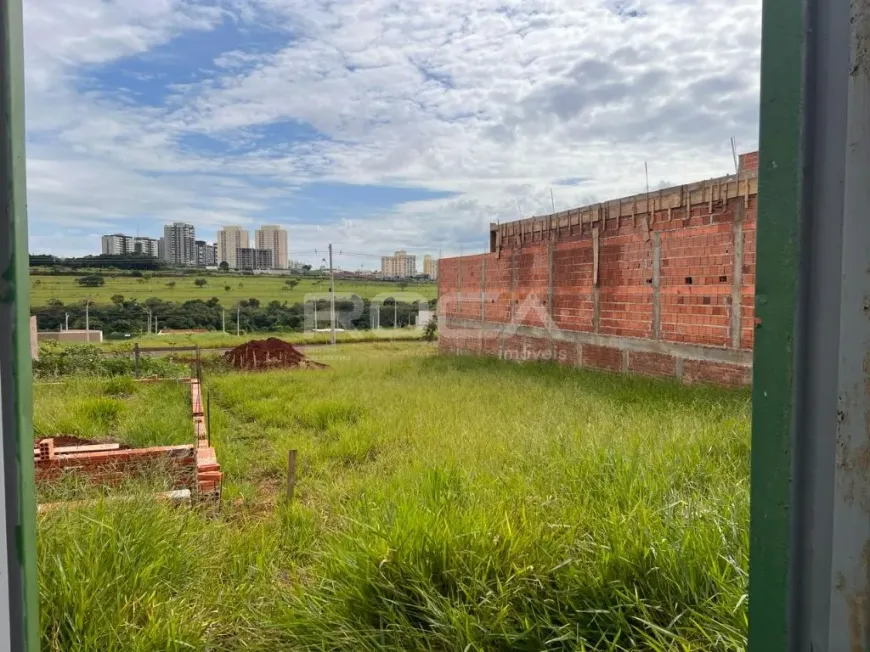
xmin=30 ymin=253 xmax=168 ymax=271
xmin=33 ymin=295 xmax=436 ymax=337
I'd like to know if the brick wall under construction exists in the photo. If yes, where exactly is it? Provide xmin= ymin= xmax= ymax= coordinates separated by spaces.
xmin=438 ymin=152 xmax=758 ymax=386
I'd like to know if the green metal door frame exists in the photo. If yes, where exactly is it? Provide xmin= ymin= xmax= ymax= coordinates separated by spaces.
xmin=0 ymin=0 xmax=39 ymax=648
xmin=749 ymin=0 xmax=870 ymax=650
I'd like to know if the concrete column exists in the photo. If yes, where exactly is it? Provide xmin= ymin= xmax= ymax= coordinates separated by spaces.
xmin=547 ymin=241 xmax=555 ymax=356
xmin=593 ymin=288 xmax=601 ymax=333
xmin=509 ymin=249 xmax=516 ymax=322
xmin=457 ymin=257 xmax=463 ymax=319
xmin=547 ymin=241 xmax=555 ymax=317
xmin=480 ymin=257 xmax=486 ymax=322
xmin=652 ymin=232 xmax=661 ymax=339
xmin=593 ymin=226 xmax=601 ymax=333
xmin=731 ymin=203 xmax=745 ymax=349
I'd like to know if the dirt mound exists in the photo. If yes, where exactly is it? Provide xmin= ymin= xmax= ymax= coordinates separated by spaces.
xmin=223 ymin=338 xmax=327 ymax=371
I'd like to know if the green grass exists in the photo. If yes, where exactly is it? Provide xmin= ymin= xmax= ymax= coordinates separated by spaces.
xmin=30 ymin=274 xmax=436 ymax=307
xmin=34 ymin=378 xmax=194 ymax=448
xmin=37 ymin=344 xmax=750 ymax=650
xmin=97 ymin=326 xmax=428 ymax=351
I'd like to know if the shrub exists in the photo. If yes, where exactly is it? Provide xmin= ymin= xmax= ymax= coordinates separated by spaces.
xmin=76 ymin=274 xmax=104 ymax=287
xmin=423 ymin=316 xmax=438 ymax=341
xmin=33 ymin=343 xmax=185 ymax=378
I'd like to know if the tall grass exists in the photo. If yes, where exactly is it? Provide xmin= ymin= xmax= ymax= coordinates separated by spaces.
xmin=37 ymin=344 xmax=750 ymax=650
xmin=34 ymin=378 xmax=194 ymax=448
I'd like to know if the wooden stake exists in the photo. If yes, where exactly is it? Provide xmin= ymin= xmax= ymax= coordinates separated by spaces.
xmin=287 ymin=449 xmax=297 ymax=503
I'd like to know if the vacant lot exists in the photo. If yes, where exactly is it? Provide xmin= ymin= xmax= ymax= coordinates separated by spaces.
xmin=30 ymin=274 xmax=436 ymax=307
xmin=37 ymin=344 xmax=750 ymax=651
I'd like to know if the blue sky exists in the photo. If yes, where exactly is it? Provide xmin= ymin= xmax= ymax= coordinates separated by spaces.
xmin=22 ymin=0 xmax=761 ymax=268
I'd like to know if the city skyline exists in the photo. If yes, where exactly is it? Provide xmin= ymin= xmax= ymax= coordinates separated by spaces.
xmin=90 ymin=224 xmax=440 ymax=272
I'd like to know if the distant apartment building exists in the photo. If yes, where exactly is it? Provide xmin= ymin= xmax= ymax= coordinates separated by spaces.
xmin=195 ymin=241 xmax=217 ymax=267
xmin=131 ymin=237 xmax=159 ymax=257
xmin=380 ymin=250 xmax=417 ymax=277
xmin=423 ymin=255 xmax=438 ymax=279
xmin=254 ymin=225 xmax=288 ymax=269
xmin=101 ymin=234 xmax=159 ymax=257
xmin=237 ymin=248 xmax=273 ymax=271
xmin=162 ymin=222 xmax=196 ymax=266
xmin=101 ymin=234 xmax=132 ymax=255
xmin=217 ymin=226 xmax=250 ymax=269
xmin=158 ymin=237 xmax=165 ymax=260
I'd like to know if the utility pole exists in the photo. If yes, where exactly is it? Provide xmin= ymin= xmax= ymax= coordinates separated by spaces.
xmin=394 ymin=299 xmax=398 ymax=329
xmin=64 ymin=312 xmax=68 ymax=331
xmin=375 ymin=304 xmax=380 ymax=330
xmin=314 ymin=299 xmax=318 ymax=331
xmin=221 ymin=309 xmax=225 ymax=333
xmin=550 ymin=188 xmax=556 ymax=214
xmin=236 ymin=304 xmax=240 ymax=337
xmin=730 ymin=136 xmax=739 ymax=174
xmin=329 ymin=243 xmax=336 ymax=345
xmin=84 ymin=298 xmax=90 ymax=343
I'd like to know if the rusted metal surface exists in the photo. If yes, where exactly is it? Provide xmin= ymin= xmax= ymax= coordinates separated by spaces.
xmin=829 ymin=3 xmax=870 ymax=647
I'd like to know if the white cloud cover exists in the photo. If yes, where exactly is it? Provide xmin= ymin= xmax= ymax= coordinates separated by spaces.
xmin=23 ymin=0 xmax=761 ymax=263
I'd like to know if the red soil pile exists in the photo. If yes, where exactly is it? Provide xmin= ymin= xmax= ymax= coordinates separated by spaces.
xmin=223 ymin=338 xmax=327 ymax=371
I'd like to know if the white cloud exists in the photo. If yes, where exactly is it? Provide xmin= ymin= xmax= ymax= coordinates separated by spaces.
xmin=22 ymin=0 xmax=761 ymax=263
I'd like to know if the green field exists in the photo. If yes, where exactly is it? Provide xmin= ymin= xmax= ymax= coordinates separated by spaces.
xmin=30 ymin=274 xmax=437 ymax=307
xmin=37 ymin=344 xmax=750 ymax=650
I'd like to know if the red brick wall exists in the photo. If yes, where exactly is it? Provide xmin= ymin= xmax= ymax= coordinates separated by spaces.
xmin=682 ymin=359 xmax=751 ymax=387
xmin=439 ymin=153 xmax=758 ymax=386
xmin=628 ymin=351 xmax=678 ymax=378
xmin=739 ymin=151 xmax=759 ymax=172
xmin=552 ymin=240 xmax=595 ymax=331
xmin=583 ymin=344 xmax=623 ymax=372
xmin=659 ymin=217 xmax=734 ymax=347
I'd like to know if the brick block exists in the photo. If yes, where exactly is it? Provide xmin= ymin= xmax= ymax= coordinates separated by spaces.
xmin=682 ymin=359 xmax=751 ymax=386
xmin=628 ymin=351 xmax=677 ymax=378
xmin=553 ymin=340 xmax=579 ymax=365
xmin=481 ymin=332 xmax=501 ymax=355
xmin=582 ymin=344 xmax=623 ymax=373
